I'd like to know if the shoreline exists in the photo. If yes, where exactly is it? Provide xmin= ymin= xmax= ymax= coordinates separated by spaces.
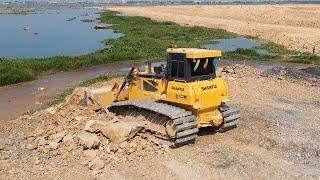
xmin=1 ymin=7 xmax=319 ymax=87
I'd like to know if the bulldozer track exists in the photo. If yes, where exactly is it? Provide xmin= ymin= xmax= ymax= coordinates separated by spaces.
xmin=106 ymin=100 xmax=198 ymax=147
xmin=218 ymin=102 xmax=240 ymax=133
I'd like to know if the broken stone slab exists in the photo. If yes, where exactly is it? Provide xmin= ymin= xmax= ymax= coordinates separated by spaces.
xmin=33 ymin=128 xmax=45 ymax=137
xmin=26 ymin=142 xmax=37 ymax=150
xmin=84 ymin=120 xmax=108 ymax=133
xmin=46 ymin=106 xmax=58 ymax=115
xmin=62 ymin=134 xmax=74 ymax=143
xmin=49 ymin=142 xmax=59 ymax=150
xmin=37 ymin=137 xmax=47 ymax=146
xmin=83 ymin=149 xmax=97 ymax=158
xmin=88 ymin=158 xmax=105 ymax=170
xmin=50 ymin=132 xmax=66 ymax=143
xmin=99 ymin=120 xmax=143 ymax=144
xmin=77 ymin=131 xmax=100 ymax=149
xmin=119 ymin=141 xmax=128 ymax=149
xmin=32 ymin=109 xmax=51 ymax=118
xmin=110 ymin=143 xmax=119 ymax=153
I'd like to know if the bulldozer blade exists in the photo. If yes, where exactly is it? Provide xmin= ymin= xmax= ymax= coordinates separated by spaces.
xmin=83 ymin=83 xmax=119 ymax=110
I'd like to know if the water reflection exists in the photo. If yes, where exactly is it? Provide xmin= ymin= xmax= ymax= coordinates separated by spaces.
xmin=201 ymin=37 xmax=277 ymax=56
xmin=0 ymin=8 xmax=122 ymax=58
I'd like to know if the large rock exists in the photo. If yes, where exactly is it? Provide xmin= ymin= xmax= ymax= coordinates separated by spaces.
xmin=49 ymin=142 xmax=59 ymax=150
xmin=84 ymin=120 xmax=108 ymax=133
xmin=62 ymin=134 xmax=74 ymax=143
xmin=88 ymin=158 xmax=105 ymax=170
xmin=83 ymin=149 xmax=97 ymax=158
xmin=99 ymin=120 xmax=143 ymax=144
xmin=46 ymin=106 xmax=58 ymax=115
xmin=26 ymin=142 xmax=37 ymax=150
xmin=77 ymin=131 xmax=100 ymax=149
xmin=50 ymin=132 xmax=66 ymax=143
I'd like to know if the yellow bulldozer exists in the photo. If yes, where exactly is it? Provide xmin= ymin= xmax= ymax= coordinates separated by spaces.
xmin=84 ymin=48 xmax=240 ymax=147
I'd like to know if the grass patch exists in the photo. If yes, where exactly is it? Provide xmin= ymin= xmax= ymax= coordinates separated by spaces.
xmin=255 ymin=42 xmax=297 ymax=55
xmin=224 ymin=48 xmax=279 ymax=61
xmin=290 ymin=52 xmax=320 ymax=64
xmin=66 ymin=17 xmax=76 ymax=21
xmin=81 ymin=19 xmax=95 ymax=23
xmin=226 ymin=41 xmax=320 ymax=65
xmin=243 ymin=35 xmax=260 ymax=39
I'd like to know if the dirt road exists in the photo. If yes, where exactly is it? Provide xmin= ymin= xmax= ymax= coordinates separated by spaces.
xmin=0 ymin=61 xmax=144 ymax=122
xmin=107 ymin=4 xmax=320 ymax=55
xmin=1 ymin=61 xmax=319 ymax=179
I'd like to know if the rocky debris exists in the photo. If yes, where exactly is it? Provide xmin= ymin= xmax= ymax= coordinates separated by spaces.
xmin=261 ymin=66 xmax=320 ymax=85
xmin=110 ymin=143 xmax=119 ymax=153
xmin=218 ymin=64 xmax=261 ymax=78
xmin=49 ymin=142 xmax=59 ymax=150
xmin=15 ymin=79 xmax=168 ymax=173
xmin=218 ymin=64 xmax=319 ymax=86
xmin=99 ymin=119 xmax=143 ymax=144
xmin=302 ymin=66 xmax=320 ymax=77
xmin=83 ymin=150 xmax=97 ymax=158
xmin=88 ymin=158 xmax=105 ymax=170
xmin=77 ymin=131 xmax=100 ymax=149
xmin=62 ymin=134 xmax=74 ymax=143
xmin=84 ymin=120 xmax=108 ymax=133
xmin=0 ymin=137 xmax=14 ymax=151
xmin=46 ymin=106 xmax=58 ymax=115
xmin=1 ymin=63 xmax=320 ymax=179
xmin=50 ymin=132 xmax=66 ymax=143
xmin=26 ymin=142 xmax=37 ymax=150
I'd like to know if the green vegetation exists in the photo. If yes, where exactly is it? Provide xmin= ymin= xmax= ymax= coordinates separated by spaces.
xmin=256 ymin=42 xmax=296 ymax=55
xmin=0 ymin=10 xmax=319 ymax=87
xmin=224 ymin=48 xmax=279 ymax=61
xmin=255 ymin=42 xmax=320 ymax=64
xmin=66 ymin=17 xmax=76 ymax=21
xmin=0 ymin=10 xmax=236 ymax=86
xmin=81 ymin=19 xmax=95 ymax=23
xmin=226 ymin=41 xmax=320 ymax=64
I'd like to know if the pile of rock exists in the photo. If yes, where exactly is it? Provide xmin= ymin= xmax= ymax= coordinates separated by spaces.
xmin=261 ymin=66 xmax=320 ymax=86
xmin=22 ymin=85 xmax=168 ymax=172
xmin=218 ymin=64 xmax=261 ymax=78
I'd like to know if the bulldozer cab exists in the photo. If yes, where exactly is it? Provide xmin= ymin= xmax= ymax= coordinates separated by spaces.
xmin=166 ymin=48 xmax=222 ymax=82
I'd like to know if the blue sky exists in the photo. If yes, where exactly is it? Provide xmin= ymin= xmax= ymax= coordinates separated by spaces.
xmin=1 ymin=0 xmax=319 ymax=2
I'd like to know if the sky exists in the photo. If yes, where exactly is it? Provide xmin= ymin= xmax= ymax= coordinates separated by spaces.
xmin=0 ymin=0 xmax=319 ymax=3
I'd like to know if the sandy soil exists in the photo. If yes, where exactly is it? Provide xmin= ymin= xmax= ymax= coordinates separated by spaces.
xmin=1 ymin=62 xmax=319 ymax=179
xmin=107 ymin=4 xmax=320 ymax=55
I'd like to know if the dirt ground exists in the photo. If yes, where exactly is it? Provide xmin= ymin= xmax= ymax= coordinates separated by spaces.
xmin=0 ymin=61 xmax=319 ymax=179
xmin=107 ymin=4 xmax=320 ymax=55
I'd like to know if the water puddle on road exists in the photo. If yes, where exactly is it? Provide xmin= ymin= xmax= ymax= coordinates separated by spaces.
xmin=201 ymin=37 xmax=278 ymax=56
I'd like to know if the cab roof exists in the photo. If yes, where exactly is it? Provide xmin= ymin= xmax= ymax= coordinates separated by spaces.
xmin=166 ymin=48 xmax=222 ymax=59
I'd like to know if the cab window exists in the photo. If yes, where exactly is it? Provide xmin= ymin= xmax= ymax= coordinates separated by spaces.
xmin=170 ymin=54 xmax=184 ymax=79
xmin=188 ymin=58 xmax=214 ymax=77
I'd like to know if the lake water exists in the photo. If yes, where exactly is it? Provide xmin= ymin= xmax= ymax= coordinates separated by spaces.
xmin=201 ymin=37 xmax=278 ymax=56
xmin=0 ymin=8 xmax=122 ymax=59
